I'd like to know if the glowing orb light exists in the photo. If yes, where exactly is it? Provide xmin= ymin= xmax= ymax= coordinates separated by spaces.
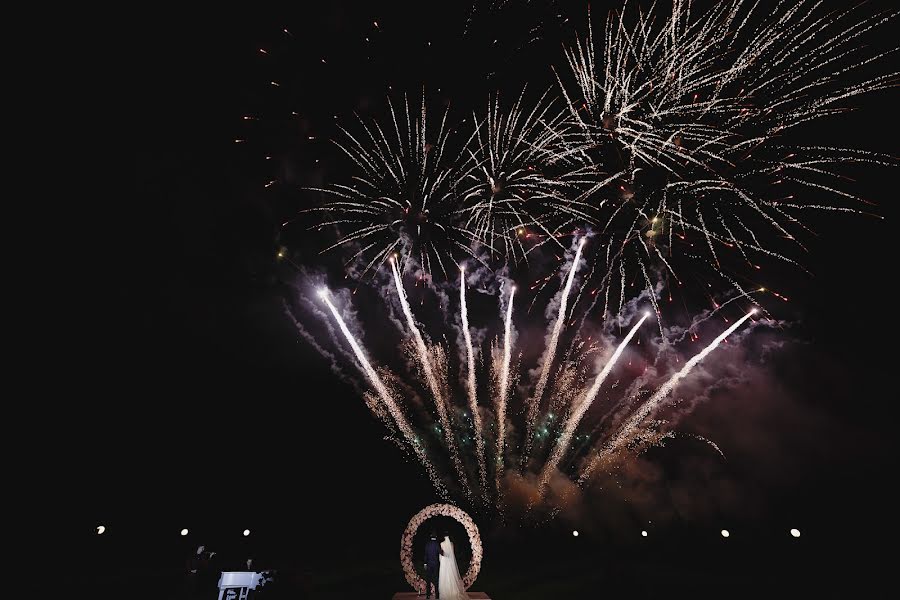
xmin=641 ymin=530 xmax=648 ymax=537
xmin=721 ymin=529 xmax=730 ymax=538
xmin=243 ymin=529 xmax=250 ymax=537
xmin=96 ymin=525 xmax=105 ymax=535
xmin=180 ymin=528 xmax=189 ymax=536
xmin=790 ymin=528 xmax=801 ymax=538
xmin=572 ymin=530 xmax=579 ymax=537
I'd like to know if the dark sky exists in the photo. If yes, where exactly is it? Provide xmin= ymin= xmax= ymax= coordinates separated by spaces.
xmin=66 ymin=0 xmax=898 ymax=594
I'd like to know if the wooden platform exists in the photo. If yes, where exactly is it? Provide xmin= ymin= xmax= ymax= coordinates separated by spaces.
xmin=392 ymin=593 xmax=491 ymax=599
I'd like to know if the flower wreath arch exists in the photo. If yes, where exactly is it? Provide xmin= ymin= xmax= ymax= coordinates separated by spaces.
xmin=400 ymin=503 xmax=482 ymax=592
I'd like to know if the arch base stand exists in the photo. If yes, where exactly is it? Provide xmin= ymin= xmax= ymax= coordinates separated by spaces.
xmin=392 ymin=593 xmax=492 ymax=599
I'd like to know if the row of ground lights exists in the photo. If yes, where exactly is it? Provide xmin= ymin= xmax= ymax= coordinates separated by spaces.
xmin=94 ymin=526 xmax=802 ymax=539
xmin=571 ymin=529 xmax=802 ymax=538
xmin=94 ymin=527 xmax=251 ymax=536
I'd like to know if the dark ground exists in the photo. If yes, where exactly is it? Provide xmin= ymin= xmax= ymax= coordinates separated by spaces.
xmin=60 ymin=525 xmax=889 ymax=598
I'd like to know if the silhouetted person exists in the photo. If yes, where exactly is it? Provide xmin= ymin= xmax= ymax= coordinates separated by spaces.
xmin=189 ymin=545 xmax=218 ymax=599
xmin=424 ymin=530 xmax=443 ymax=599
xmin=183 ymin=545 xmax=209 ymax=598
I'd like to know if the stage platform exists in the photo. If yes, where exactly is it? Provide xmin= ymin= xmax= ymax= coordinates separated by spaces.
xmin=392 ymin=593 xmax=491 ymax=599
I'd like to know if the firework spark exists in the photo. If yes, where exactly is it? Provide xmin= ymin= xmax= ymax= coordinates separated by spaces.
xmin=579 ymin=309 xmax=758 ymax=484
xmin=311 ymin=251 xmax=759 ymax=516
xmin=460 ymin=265 xmax=489 ymax=504
xmin=522 ymin=237 xmax=585 ymax=464
xmin=539 ymin=311 xmax=648 ymax=488
xmin=493 ymin=282 xmax=516 ymax=496
xmin=266 ymin=0 xmax=896 ymax=309
xmin=319 ymin=289 xmax=448 ymax=498
xmin=550 ymin=0 xmax=896 ymax=318
xmin=390 ymin=257 xmax=474 ymax=503
xmin=311 ymin=96 xmax=485 ymax=281
xmin=458 ymin=90 xmax=584 ymax=262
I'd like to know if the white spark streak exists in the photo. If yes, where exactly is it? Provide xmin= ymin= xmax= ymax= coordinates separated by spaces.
xmin=523 ymin=238 xmax=586 ymax=462
xmin=460 ymin=265 xmax=488 ymax=503
xmin=321 ymin=291 xmax=448 ymax=498
xmin=495 ymin=283 xmax=516 ymax=494
xmin=540 ymin=312 xmax=648 ymax=487
xmin=580 ymin=310 xmax=757 ymax=484
xmin=391 ymin=258 xmax=473 ymax=502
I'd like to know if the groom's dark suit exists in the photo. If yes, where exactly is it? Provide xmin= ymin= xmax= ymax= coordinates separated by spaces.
xmin=424 ymin=537 xmax=442 ymax=599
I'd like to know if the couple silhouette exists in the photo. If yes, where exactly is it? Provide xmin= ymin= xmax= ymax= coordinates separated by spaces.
xmin=423 ymin=530 xmax=468 ymax=600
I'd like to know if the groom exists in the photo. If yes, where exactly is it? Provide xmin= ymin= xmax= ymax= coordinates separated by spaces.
xmin=424 ymin=530 xmax=443 ymax=599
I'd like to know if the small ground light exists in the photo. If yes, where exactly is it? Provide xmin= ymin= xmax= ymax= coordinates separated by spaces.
xmin=721 ymin=529 xmax=730 ymax=538
xmin=572 ymin=530 xmax=579 ymax=537
xmin=96 ymin=525 xmax=105 ymax=535
xmin=181 ymin=529 xmax=189 ymax=536
xmin=790 ymin=528 xmax=801 ymax=538
xmin=641 ymin=530 xmax=648 ymax=537
xmin=243 ymin=529 xmax=251 ymax=537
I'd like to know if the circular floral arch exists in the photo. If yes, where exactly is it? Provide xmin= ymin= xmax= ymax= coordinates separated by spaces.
xmin=400 ymin=503 xmax=482 ymax=592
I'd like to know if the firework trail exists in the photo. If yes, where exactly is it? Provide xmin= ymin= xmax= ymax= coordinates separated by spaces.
xmin=390 ymin=257 xmax=473 ymax=503
xmin=494 ymin=283 xmax=516 ymax=495
xmin=319 ymin=289 xmax=448 ymax=498
xmin=579 ymin=309 xmax=757 ymax=484
xmin=539 ymin=311 xmax=648 ymax=488
xmin=311 ymin=250 xmax=764 ymax=516
xmin=523 ymin=237 xmax=585 ymax=463
xmin=460 ymin=265 xmax=488 ymax=504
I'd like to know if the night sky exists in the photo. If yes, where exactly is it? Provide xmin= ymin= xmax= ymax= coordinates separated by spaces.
xmin=61 ymin=1 xmax=897 ymax=597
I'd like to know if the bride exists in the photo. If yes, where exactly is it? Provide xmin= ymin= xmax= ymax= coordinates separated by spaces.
xmin=438 ymin=534 xmax=469 ymax=600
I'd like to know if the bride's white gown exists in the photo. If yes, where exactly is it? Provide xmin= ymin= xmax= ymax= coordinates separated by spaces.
xmin=438 ymin=537 xmax=469 ymax=600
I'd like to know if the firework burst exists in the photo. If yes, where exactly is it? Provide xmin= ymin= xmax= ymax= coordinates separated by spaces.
xmin=458 ymin=90 xmax=585 ymax=262
xmin=552 ymin=0 xmax=897 ymax=318
xmin=310 ymin=95 xmax=485 ymax=280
